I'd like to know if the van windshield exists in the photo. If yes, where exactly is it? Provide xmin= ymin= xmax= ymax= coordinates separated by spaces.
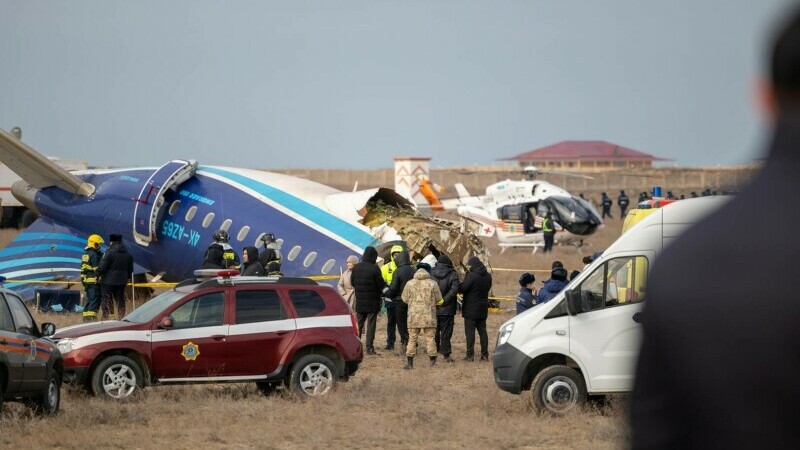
xmin=123 ymin=291 xmax=186 ymax=323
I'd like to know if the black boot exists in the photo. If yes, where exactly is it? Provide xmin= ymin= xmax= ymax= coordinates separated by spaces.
xmin=404 ymin=356 xmax=413 ymax=370
xmin=430 ymin=356 xmax=437 ymax=367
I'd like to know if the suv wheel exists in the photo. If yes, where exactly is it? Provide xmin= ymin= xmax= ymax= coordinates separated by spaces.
xmin=33 ymin=371 xmax=61 ymax=415
xmin=530 ymin=365 xmax=587 ymax=414
xmin=91 ymin=355 xmax=144 ymax=399
xmin=289 ymin=355 xmax=337 ymax=397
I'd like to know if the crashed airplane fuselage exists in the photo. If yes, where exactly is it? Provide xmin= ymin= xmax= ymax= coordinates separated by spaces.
xmin=0 ymin=129 xmax=487 ymax=299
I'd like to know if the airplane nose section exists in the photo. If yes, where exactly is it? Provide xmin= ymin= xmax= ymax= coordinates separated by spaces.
xmin=11 ymin=180 xmax=39 ymax=214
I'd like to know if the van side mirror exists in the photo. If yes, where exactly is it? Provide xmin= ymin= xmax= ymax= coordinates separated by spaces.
xmin=158 ymin=316 xmax=174 ymax=329
xmin=41 ymin=322 xmax=56 ymax=337
xmin=565 ymin=289 xmax=583 ymax=316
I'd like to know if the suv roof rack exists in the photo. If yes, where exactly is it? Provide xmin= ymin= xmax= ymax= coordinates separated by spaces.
xmin=193 ymin=276 xmax=319 ymax=290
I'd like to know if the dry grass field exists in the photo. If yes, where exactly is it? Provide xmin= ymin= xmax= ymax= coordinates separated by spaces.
xmin=0 ymin=219 xmax=630 ymax=449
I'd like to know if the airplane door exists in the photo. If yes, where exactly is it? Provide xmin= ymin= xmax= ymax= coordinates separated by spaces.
xmin=133 ymin=159 xmax=198 ymax=246
xmin=568 ymin=254 xmax=651 ymax=392
xmin=151 ymin=291 xmax=228 ymax=380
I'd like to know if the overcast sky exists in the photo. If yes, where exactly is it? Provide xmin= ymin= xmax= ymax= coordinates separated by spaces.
xmin=0 ymin=1 xmax=794 ymax=170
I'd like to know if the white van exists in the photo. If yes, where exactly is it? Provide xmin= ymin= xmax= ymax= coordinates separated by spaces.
xmin=492 ymin=197 xmax=727 ymax=413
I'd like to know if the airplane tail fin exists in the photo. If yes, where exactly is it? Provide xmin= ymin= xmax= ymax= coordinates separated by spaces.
xmin=0 ymin=128 xmax=94 ymax=196
xmin=454 ymin=183 xmax=471 ymax=199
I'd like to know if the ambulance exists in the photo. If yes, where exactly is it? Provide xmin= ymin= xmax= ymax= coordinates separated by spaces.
xmin=492 ymin=196 xmax=728 ymax=413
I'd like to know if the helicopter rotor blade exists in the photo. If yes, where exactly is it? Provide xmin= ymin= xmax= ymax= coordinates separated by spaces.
xmin=537 ymin=169 xmax=594 ymax=180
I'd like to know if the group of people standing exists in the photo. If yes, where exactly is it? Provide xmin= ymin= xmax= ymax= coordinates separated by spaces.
xmin=80 ymin=233 xmax=134 ymax=321
xmin=200 ymin=229 xmax=282 ymax=276
xmin=339 ymin=245 xmax=493 ymax=369
xmin=600 ymin=190 xmax=630 ymax=219
xmin=514 ymin=260 xmax=574 ymax=315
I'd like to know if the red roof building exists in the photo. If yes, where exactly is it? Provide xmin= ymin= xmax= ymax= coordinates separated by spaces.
xmin=500 ymin=140 xmax=671 ymax=169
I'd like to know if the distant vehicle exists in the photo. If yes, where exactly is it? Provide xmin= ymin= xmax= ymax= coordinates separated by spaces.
xmin=621 ymin=188 xmax=679 ymax=234
xmin=427 ymin=166 xmax=603 ymax=251
xmin=0 ymin=286 xmax=62 ymax=414
xmin=0 ymin=128 xmax=487 ymax=302
xmin=52 ymin=271 xmax=363 ymax=399
xmin=492 ymin=196 xmax=727 ymax=413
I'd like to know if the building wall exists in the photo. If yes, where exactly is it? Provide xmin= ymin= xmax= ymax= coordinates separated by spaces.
xmin=272 ymin=165 xmax=759 ymax=200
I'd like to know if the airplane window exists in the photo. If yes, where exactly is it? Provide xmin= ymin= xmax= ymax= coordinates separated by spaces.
xmin=287 ymin=245 xmax=302 ymax=261
xmin=185 ymin=206 xmax=197 ymax=222
xmin=237 ymin=226 xmax=250 ymax=242
xmin=321 ymin=259 xmax=336 ymax=274
xmin=303 ymin=252 xmax=318 ymax=268
xmin=168 ymin=200 xmax=181 ymax=216
xmin=220 ymin=219 xmax=232 ymax=232
xmin=202 ymin=212 xmax=215 ymax=228
xmin=254 ymin=232 xmax=267 ymax=247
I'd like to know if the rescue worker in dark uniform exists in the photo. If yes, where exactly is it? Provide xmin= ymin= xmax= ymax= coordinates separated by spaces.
xmin=204 ymin=230 xmax=240 ymax=270
xmin=601 ymin=192 xmax=613 ymax=218
xmin=542 ymin=211 xmax=555 ymax=253
xmin=380 ymin=245 xmax=403 ymax=350
xmin=386 ymin=249 xmax=415 ymax=352
xmin=618 ymin=190 xmax=630 ymax=218
xmin=97 ymin=234 xmax=134 ymax=320
xmin=241 ymin=246 xmax=266 ymax=276
xmin=258 ymin=232 xmax=281 ymax=275
xmin=81 ymin=234 xmax=104 ymax=321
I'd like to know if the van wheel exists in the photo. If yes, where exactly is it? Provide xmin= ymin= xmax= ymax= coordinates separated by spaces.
xmin=32 ymin=371 xmax=61 ymax=415
xmin=531 ymin=365 xmax=586 ymax=414
xmin=91 ymin=355 xmax=144 ymax=400
xmin=289 ymin=355 xmax=337 ymax=397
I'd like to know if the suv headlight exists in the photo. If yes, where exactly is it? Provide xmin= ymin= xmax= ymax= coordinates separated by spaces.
xmin=497 ymin=323 xmax=514 ymax=346
xmin=57 ymin=338 xmax=74 ymax=354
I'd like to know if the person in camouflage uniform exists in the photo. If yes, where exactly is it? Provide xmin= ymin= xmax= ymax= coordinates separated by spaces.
xmin=401 ymin=268 xmax=439 ymax=369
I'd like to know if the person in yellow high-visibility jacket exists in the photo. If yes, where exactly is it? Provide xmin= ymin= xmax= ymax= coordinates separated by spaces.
xmin=380 ymin=245 xmax=404 ymax=350
xmin=81 ymin=234 xmax=104 ymax=321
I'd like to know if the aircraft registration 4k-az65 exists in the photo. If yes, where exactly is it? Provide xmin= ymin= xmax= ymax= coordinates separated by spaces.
xmin=0 ymin=129 xmax=487 ymax=301
xmin=423 ymin=166 xmax=604 ymax=252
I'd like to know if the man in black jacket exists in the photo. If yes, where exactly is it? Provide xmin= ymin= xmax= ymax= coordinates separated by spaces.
xmin=97 ymin=234 xmax=134 ymax=320
xmin=386 ymin=250 xmax=415 ymax=352
xmin=459 ymin=256 xmax=492 ymax=361
xmin=632 ymin=9 xmax=800 ymax=449
xmin=431 ymin=255 xmax=459 ymax=363
xmin=241 ymin=246 xmax=265 ymax=276
xmin=351 ymin=246 xmax=385 ymax=355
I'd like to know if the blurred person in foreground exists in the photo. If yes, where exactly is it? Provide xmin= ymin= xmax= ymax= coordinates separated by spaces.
xmin=459 ymin=256 xmax=492 ymax=361
xmin=351 ymin=246 xmax=385 ymax=356
xmin=431 ymin=254 xmax=460 ymax=363
xmin=402 ymin=266 xmax=440 ymax=369
xmin=631 ymin=8 xmax=800 ymax=449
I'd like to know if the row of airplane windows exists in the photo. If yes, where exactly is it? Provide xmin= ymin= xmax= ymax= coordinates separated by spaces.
xmin=167 ymin=199 xmax=338 ymax=274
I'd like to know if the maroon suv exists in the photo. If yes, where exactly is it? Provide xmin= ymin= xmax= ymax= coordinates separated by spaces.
xmin=52 ymin=274 xmax=362 ymax=399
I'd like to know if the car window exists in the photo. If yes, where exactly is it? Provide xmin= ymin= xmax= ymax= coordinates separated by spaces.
xmin=288 ymin=290 xmax=326 ymax=318
xmin=5 ymin=294 xmax=37 ymax=335
xmin=170 ymin=292 xmax=225 ymax=328
xmin=577 ymin=256 xmax=648 ymax=312
xmin=235 ymin=290 xmax=284 ymax=324
xmin=0 ymin=295 xmax=15 ymax=332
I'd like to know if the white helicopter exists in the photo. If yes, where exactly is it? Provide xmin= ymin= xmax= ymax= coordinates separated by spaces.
xmin=426 ymin=166 xmax=603 ymax=252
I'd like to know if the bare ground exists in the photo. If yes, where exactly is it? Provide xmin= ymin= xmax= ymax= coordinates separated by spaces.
xmin=1 ymin=220 xmax=630 ymax=449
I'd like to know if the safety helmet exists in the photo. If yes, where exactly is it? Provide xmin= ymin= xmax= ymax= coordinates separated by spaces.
xmin=213 ymin=229 xmax=229 ymax=243
xmin=87 ymin=234 xmax=104 ymax=248
xmin=260 ymin=232 xmax=276 ymax=245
